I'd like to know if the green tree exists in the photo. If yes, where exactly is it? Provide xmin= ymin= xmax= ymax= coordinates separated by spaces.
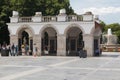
xmin=100 ymin=21 xmax=106 ymax=33
xmin=116 ymin=31 xmax=120 ymax=44
xmin=104 ymin=23 xmax=120 ymax=33
xmin=0 ymin=0 xmax=74 ymax=44
xmin=10 ymin=0 xmax=37 ymax=16
xmin=0 ymin=0 xmax=11 ymax=44
xmin=10 ymin=0 xmax=74 ymax=16
xmin=35 ymin=0 xmax=74 ymax=16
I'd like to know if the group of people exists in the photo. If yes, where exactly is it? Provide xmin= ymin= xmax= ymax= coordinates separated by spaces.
xmin=0 ymin=43 xmax=40 ymax=57
xmin=0 ymin=43 xmax=18 ymax=56
xmin=20 ymin=43 xmax=40 ymax=56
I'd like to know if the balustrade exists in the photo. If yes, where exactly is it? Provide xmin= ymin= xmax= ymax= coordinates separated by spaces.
xmin=18 ymin=15 xmax=83 ymax=22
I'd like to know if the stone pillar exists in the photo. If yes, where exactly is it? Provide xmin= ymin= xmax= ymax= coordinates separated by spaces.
xmin=83 ymin=34 xmax=94 ymax=57
xmin=57 ymin=9 xmax=67 ymax=22
xmin=33 ymin=35 xmax=41 ymax=56
xmin=32 ymin=12 xmax=42 ymax=22
xmin=10 ymin=35 xmax=18 ymax=45
xmin=10 ymin=11 xmax=19 ymax=23
xmin=98 ymin=36 xmax=101 ymax=48
xmin=83 ymin=12 xmax=93 ymax=21
xmin=57 ymin=35 xmax=66 ymax=56
xmin=10 ymin=17 xmax=19 ymax=23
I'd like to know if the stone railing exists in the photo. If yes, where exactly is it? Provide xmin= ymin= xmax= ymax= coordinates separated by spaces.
xmin=10 ymin=10 xmax=94 ymax=23
xmin=42 ymin=16 xmax=57 ymax=22
xmin=66 ymin=15 xmax=83 ymax=21
xmin=19 ymin=17 xmax=32 ymax=22
xmin=17 ymin=15 xmax=83 ymax=23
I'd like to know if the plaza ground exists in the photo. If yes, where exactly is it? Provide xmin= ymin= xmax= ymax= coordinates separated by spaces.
xmin=0 ymin=52 xmax=120 ymax=80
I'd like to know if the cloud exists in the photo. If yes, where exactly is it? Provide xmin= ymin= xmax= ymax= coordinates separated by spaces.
xmin=79 ymin=7 xmax=120 ymax=15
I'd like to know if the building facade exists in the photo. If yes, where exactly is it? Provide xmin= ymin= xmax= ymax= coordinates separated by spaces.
xmin=7 ymin=9 xmax=102 ymax=57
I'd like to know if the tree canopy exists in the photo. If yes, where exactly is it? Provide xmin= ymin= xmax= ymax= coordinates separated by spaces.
xmin=9 ymin=0 xmax=74 ymax=16
xmin=0 ymin=0 xmax=74 ymax=44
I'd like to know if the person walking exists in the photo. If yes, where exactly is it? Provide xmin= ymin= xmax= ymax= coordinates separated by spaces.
xmin=11 ymin=43 xmax=15 ymax=56
xmin=95 ymin=48 xmax=100 ymax=56
xmin=8 ymin=44 xmax=12 ymax=56
xmin=33 ymin=43 xmax=37 ymax=57
xmin=15 ymin=45 xmax=19 ymax=56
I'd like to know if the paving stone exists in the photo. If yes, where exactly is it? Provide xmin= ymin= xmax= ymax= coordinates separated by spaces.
xmin=0 ymin=52 xmax=120 ymax=80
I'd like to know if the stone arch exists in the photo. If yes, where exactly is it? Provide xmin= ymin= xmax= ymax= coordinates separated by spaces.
xmin=64 ymin=23 xmax=85 ymax=36
xmin=39 ymin=24 xmax=59 ymax=37
xmin=65 ymin=23 xmax=84 ymax=56
xmin=16 ymin=24 xmax=35 ymax=38
xmin=16 ymin=24 xmax=35 ymax=55
xmin=40 ymin=24 xmax=58 ymax=56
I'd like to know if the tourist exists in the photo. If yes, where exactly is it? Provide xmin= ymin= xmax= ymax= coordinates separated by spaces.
xmin=95 ymin=48 xmax=100 ymax=56
xmin=21 ymin=44 xmax=25 ymax=56
xmin=8 ymin=44 xmax=12 ymax=56
xmin=15 ymin=45 xmax=18 ymax=56
xmin=6 ymin=44 xmax=10 ymax=56
xmin=11 ymin=43 xmax=15 ymax=56
xmin=33 ymin=43 xmax=37 ymax=57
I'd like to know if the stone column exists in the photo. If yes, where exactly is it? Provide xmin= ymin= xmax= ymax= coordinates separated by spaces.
xmin=33 ymin=35 xmax=41 ymax=56
xmin=10 ymin=35 xmax=18 ymax=45
xmin=98 ymin=36 xmax=101 ymax=48
xmin=57 ymin=35 xmax=66 ymax=56
xmin=83 ymin=34 xmax=94 ymax=57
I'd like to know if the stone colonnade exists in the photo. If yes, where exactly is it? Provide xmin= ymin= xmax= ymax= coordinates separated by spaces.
xmin=10 ymin=31 xmax=95 ymax=56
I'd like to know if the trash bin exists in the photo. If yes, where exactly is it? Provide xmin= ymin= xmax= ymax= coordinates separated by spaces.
xmin=79 ymin=50 xmax=87 ymax=58
xmin=82 ymin=50 xmax=87 ymax=58
xmin=1 ymin=48 xmax=9 ymax=56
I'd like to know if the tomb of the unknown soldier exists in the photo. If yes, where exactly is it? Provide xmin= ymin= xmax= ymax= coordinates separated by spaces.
xmin=7 ymin=9 xmax=102 ymax=57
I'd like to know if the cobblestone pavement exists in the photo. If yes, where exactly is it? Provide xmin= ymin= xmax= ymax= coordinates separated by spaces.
xmin=0 ymin=52 xmax=120 ymax=80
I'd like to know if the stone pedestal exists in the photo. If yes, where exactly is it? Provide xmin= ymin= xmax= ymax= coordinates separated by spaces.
xmin=83 ymin=12 xmax=93 ymax=21
xmin=83 ymin=34 xmax=94 ymax=57
xmin=57 ymin=35 xmax=66 ymax=56
xmin=33 ymin=35 xmax=41 ymax=56
xmin=32 ymin=12 xmax=42 ymax=22
xmin=10 ymin=11 xmax=19 ymax=23
xmin=10 ymin=17 xmax=19 ymax=23
xmin=57 ymin=9 xmax=67 ymax=22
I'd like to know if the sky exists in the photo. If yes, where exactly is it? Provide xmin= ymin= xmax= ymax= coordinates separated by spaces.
xmin=70 ymin=0 xmax=120 ymax=24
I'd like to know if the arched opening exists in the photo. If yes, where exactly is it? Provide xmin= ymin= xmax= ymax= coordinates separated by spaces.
xmin=66 ymin=27 xmax=84 ymax=56
xmin=18 ymin=29 xmax=33 ymax=55
xmin=41 ymin=27 xmax=57 ymax=56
